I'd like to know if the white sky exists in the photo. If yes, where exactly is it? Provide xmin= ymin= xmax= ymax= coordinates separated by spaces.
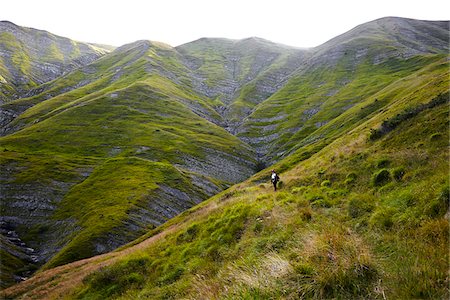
xmin=1 ymin=0 xmax=449 ymax=48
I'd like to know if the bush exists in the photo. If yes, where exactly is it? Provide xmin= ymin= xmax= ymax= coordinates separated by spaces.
xmin=348 ymin=195 xmax=375 ymax=218
xmin=372 ymin=169 xmax=391 ymax=187
xmin=298 ymin=207 xmax=313 ymax=221
xmin=177 ymin=223 xmax=199 ymax=244
xmin=82 ymin=257 xmax=150 ymax=297
xmin=292 ymin=186 xmax=307 ymax=194
xmin=311 ymin=198 xmax=332 ymax=208
xmin=158 ymin=266 xmax=185 ymax=285
xmin=392 ymin=167 xmax=405 ymax=181
xmin=345 ymin=172 xmax=357 ymax=185
xmin=321 ymin=180 xmax=331 ymax=187
xmin=368 ymin=91 xmax=449 ymax=141
xmin=429 ymin=132 xmax=443 ymax=141
xmin=426 ymin=185 xmax=449 ymax=218
xmin=299 ymin=230 xmax=379 ymax=299
xmin=376 ymin=158 xmax=390 ymax=168
xmin=369 ymin=208 xmax=396 ymax=229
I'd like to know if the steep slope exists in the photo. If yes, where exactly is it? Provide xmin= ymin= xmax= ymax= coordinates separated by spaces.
xmin=238 ymin=17 xmax=449 ymax=164
xmin=0 ymin=21 xmax=108 ymax=103
xmin=176 ymin=37 xmax=308 ymax=132
xmin=2 ymin=60 xmax=447 ymax=299
xmin=0 ymin=39 xmax=257 ymax=287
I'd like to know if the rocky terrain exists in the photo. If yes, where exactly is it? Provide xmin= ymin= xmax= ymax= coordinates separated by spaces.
xmin=0 ymin=21 xmax=109 ymax=103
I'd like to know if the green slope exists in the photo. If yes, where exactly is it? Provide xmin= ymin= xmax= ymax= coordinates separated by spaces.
xmin=2 ymin=61 xmax=447 ymax=299
xmin=68 ymin=81 xmax=450 ymax=300
xmin=0 ymin=39 xmax=257 ymax=282
xmin=238 ymin=17 xmax=449 ymax=164
xmin=0 ymin=21 xmax=108 ymax=103
xmin=176 ymin=37 xmax=308 ymax=130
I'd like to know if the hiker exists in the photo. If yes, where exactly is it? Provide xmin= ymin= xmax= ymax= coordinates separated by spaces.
xmin=271 ymin=170 xmax=280 ymax=191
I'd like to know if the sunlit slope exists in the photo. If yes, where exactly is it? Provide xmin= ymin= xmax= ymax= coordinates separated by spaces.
xmin=238 ymin=17 xmax=449 ymax=164
xmin=0 ymin=21 xmax=108 ymax=103
xmin=2 ymin=62 xmax=447 ymax=300
xmin=0 ymin=40 xmax=222 ymax=135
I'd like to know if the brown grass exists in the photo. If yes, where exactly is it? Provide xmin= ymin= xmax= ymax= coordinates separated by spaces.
xmin=0 ymin=192 xmax=230 ymax=300
xmin=0 ymin=225 xmax=179 ymax=299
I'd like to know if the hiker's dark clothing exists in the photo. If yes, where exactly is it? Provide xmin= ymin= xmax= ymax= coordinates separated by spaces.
xmin=271 ymin=172 xmax=279 ymax=191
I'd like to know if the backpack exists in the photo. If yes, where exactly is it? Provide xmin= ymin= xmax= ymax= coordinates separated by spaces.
xmin=271 ymin=173 xmax=279 ymax=183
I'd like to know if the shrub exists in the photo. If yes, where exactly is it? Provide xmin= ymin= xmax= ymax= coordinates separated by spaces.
xmin=298 ymin=207 xmax=313 ymax=221
xmin=372 ymin=169 xmax=391 ymax=187
xmin=293 ymin=262 xmax=315 ymax=275
xmin=292 ymin=186 xmax=307 ymax=194
xmin=348 ymin=195 xmax=375 ymax=218
xmin=368 ymin=92 xmax=449 ymax=141
xmin=321 ymin=180 xmax=331 ymax=187
xmin=392 ymin=167 xmax=405 ymax=181
xmin=426 ymin=185 xmax=449 ymax=218
xmin=177 ymin=223 xmax=199 ymax=244
xmin=369 ymin=207 xmax=396 ymax=229
xmin=345 ymin=172 xmax=357 ymax=185
xmin=311 ymin=198 xmax=332 ymax=208
xmin=317 ymin=169 xmax=326 ymax=177
xmin=158 ymin=265 xmax=185 ymax=285
xmin=299 ymin=231 xmax=379 ymax=298
xmin=326 ymin=188 xmax=347 ymax=199
xmin=275 ymin=191 xmax=290 ymax=201
xmin=429 ymin=132 xmax=443 ymax=141
xmin=253 ymin=221 xmax=263 ymax=234
xmin=376 ymin=158 xmax=390 ymax=168
xmin=82 ymin=257 xmax=150 ymax=297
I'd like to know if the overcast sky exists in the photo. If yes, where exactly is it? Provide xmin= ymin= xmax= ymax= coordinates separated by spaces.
xmin=1 ymin=0 xmax=449 ymax=48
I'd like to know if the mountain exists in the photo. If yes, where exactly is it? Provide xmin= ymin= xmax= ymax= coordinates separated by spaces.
xmin=0 ymin=21 xmax=109 ymax=104
xmin=0 ymin=37 xmax=259 ymax=287
xmin=237 ymin=17 xmax=449 ymax=164
xmin=0 ymin=16 xmax=449 ymax=296
xmin=176 ymin=37 xmax=308 ymax=131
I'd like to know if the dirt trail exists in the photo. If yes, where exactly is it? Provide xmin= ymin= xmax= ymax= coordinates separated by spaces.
xmin=1 ymin=186 xmax=226 ymax=299
xmin=0 ymin=225 xmax=178 ymax=299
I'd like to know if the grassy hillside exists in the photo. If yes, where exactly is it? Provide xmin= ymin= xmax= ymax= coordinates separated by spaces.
xmin=0 ymin=21 xmax=107 ymax=103
xmin=176 ymin=37 xmax=307 ymax=130
xmin=1 ymin=67 xmax=447 ymax=299
xmin=0 ymin=17 xmax=448 ymax=293
xmin=0 ymin=39 xmax=258 ymax=287
xmin=238 ymin=17 xmax=449 ymax=164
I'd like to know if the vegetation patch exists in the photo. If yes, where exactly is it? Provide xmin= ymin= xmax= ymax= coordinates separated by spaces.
xmin=369 ymin=91 xmax=449 ymax=141
xmin=372 ymin=169 xmax=391 ymax=187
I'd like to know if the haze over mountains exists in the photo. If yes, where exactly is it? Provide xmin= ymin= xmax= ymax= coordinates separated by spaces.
xmin=0 ymin=17 xmax=449 ymax=298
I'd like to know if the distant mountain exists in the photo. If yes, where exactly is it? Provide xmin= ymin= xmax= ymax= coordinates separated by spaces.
xmin=238 ymin=17 xmax=449 ymax=163
xmin=0 ymin=17 xmax=448 ymax=293
xmin=176 ymin=37 xmax=308 ymax=131
xmin=0 ymin=21 xmax=109 ymax=103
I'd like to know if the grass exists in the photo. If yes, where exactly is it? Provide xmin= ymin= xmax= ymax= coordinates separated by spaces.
xmin=3 ymin=89 xmax=442 ymax=298
xmin=1 ymin=19 xmax=448 ymax=297
xmin=0 ymin=43 xmax=258 ymax=271
xmin=0 ymin=25 xmax=105 ymax=101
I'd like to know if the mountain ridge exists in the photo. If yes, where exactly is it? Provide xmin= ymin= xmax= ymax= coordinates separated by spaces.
xmin=0 ymin=21 xmax=110 ymax=104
